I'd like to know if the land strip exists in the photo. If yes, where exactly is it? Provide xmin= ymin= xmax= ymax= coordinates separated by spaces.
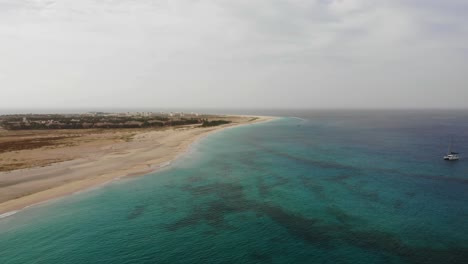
xmin=0 ymin=115 xmax=273 ymax=215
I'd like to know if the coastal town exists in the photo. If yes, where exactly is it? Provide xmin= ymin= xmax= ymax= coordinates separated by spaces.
xmin=0 ymin=112 xmax=231 ymax=130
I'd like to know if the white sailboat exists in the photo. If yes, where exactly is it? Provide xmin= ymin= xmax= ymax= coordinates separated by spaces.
xmin=443 ymin=138 xmax=459 ymax=161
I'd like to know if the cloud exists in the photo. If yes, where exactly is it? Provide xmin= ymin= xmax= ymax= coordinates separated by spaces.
xmin=0 ymin=0 xmax=467 ymax=109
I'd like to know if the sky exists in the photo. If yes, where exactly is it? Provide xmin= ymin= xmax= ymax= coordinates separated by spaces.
xmin=0 ymin=0 xmax=467 ymax=110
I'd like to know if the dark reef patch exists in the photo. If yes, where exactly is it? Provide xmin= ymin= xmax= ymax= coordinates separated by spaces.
xmin=325 ymin=174 xmax=352 ymax=182
xmin=261 ymin=203 xmax=468 ymax=263
xmin=182 ymin=182 xmax=245 ymax=200
xmin=393 ymin=200 xmax=404 ymax=210
xmin=257 ymin=203 xmax=333 ymax=248
xmin=341 ymin=182 xmax=380 ymax=203
xmin=128 ymin=205 xmax=147 ymax=220
xmin=256 ymin=173 xmax=290 ymax=197
xmin=247 ymin=142 xmax=363 ymax=173
xmin=186 ymin=175 xmax=203 ymax=183
xmin=250 ymin=250 xmax=273 ymax=263
xmin=298 ymin=174 xmax=327 ymax=200
xmin=325 ymin=206 xmax=362 ymax=226
xmin=167 ymin=183 xmax=250 ymax=231
xmin=167 ymin=180 xmax=468 ymax=263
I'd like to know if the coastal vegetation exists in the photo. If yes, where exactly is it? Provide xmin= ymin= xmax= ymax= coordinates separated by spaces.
xmin=0 ymin=113 xmax=231 ymax=130
xmin=201 ymin=120 xmax=232 ymax=127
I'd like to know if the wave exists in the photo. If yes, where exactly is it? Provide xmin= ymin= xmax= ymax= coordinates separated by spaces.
xmin=149 ymin=161 xmax=171 ymax=170
xmin=158 ymin=161 xmax=171 ymax=168
xmin=0 ymin=210 xmax=19 ymax=219
xmin=290 ymin=117 xmax=307 ymax=121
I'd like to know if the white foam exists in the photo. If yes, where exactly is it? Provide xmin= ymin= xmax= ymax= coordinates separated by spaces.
xmin=157 ymin=161 xmax=171 ymax=168
xmin=291 ymin=117 xmax=307 ymax=121
xmin=0 ymin=210 xmax=19 ymax=219
xmin=146 ymin=161 xmax=171 ymax=171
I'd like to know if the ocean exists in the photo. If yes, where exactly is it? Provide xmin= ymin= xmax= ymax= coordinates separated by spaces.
xmin=1 ymin=110 xmax=467 ymax=264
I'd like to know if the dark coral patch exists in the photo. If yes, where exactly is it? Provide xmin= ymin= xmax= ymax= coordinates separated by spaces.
xmin=128 ymin=205 xmax=146 ymax=220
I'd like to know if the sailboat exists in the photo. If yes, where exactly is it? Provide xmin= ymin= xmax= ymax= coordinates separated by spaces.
xmin=443 ymin=138 xmax=460 ymax=161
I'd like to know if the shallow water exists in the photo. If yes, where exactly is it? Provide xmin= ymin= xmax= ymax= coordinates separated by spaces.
xmin=1 ymin=110 xmax=468 ymax=264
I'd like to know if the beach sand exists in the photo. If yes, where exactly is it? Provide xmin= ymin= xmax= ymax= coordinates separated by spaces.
xmin=0 ymin=115 xmax=273 ymax=215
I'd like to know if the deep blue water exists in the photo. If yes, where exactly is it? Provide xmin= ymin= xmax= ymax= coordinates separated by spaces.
xmin=1 ymin=110 xmax=468 ymax=264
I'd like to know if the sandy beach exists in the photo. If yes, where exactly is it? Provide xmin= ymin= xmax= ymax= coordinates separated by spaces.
xmin=0 ymin=115 xmax=273 ymax=216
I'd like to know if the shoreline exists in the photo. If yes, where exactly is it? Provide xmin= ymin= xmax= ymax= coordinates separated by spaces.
xmin=0 ymin=115 xmax=276 ymax=218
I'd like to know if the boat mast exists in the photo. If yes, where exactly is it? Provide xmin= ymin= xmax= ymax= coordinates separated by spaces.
xmin=448 ymin=138 xmax=453 ymax=154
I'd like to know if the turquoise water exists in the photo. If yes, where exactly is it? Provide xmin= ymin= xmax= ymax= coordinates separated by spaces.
xmin=1 ymin=111 xmax=468 ymax=263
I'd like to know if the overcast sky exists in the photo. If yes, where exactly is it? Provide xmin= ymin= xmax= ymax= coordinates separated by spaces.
xmin=1 ymin=0 xmax=467 ymax=110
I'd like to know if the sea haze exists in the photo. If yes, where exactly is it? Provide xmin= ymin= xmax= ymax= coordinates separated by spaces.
xmin=1 ymin=110 xmax=467 ymax=264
